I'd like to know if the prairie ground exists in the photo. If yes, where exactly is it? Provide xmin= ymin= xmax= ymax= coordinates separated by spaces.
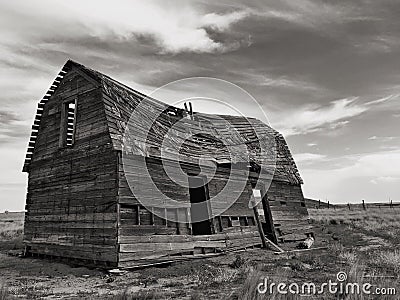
xmin=0 ymin=208 xmax=399 ymax=299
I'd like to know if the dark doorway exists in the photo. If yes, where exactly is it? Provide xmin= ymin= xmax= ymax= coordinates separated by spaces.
xmin=188 ymin=176 xmax=213 ymax=235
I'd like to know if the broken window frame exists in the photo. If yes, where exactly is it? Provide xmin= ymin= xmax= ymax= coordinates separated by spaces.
xmin=59 ymin=98 xmax=77 ymax=148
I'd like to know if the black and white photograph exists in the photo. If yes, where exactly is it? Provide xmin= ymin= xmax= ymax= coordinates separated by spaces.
xmin=0 ymin=0 xmax=399 ymax=299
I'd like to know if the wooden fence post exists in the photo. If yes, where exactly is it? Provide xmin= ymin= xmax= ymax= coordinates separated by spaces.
xmin=362 ymin=200 xmax=366 ymax=210
xmin=328 ymin=201 xmax=330 ymax=209
xmin=318 ymin=200 xmax=321 ymax=209
xmin=348 ymin=203 xmax=351 ymax=210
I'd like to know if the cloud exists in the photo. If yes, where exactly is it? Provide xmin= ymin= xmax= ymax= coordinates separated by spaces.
xmin=1 ymin=0 xmax=249 ymax=54
xmin=0 ymin=0 xmax=399 ymax=209
xmin=368 ymin=136 xmax=397 ymax=142
xmin=0 ymin=109 xmax=31 ymax=146
xmin=370 ymin=176 xmax=400 ymax=184
xmin=329 ymin=120 xmax=349 ymax=130
xmin=354 ymin=35 xmax=400 ymax=54
xmin=349 ymin=151 xmax=400 ymax=177
xmin=365 ymin=94 xmax=399 ymax=106
xmin=272 ymin=92 xmax=400 ymax=136
xmin=293 ymin=153 xmax=327 ymax=163
xmin=201 ymin=10 xmax=250 ymax=31
xmin=258 ymin=76 xmax=321 ymax=91
xmin=273 ymin=97 xmax=366 ymax=135
xmin=0 ymin=111 xmax=20 ymax=124
xmin=301 ymin=149 xmax=400 ymax=202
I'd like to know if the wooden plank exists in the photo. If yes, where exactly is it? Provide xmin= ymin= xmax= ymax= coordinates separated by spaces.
xmin=119 ymin=240 xmax=227 ymax=253
xmin=27 ymin=243 xmax=118 ymax=263
xmin=119 ymin=225 xmax=177 ymax=236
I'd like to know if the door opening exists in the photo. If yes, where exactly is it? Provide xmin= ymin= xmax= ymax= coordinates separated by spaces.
xmin=188 ymin=176 xmax=212 ymax=235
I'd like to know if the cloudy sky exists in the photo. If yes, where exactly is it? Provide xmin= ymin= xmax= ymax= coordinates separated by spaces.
xmin=1 ymin=0 xmax=399 ymax=211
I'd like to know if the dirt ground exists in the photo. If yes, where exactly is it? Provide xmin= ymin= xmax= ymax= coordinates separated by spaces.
xmin=1 ymin=210 xmax=399 ymax=299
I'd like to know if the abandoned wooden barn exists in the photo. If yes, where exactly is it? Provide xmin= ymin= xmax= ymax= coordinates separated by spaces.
xmin=22 ymin=60 xmax=312 ymax=268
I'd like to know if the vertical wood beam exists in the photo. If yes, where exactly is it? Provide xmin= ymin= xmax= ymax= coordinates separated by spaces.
xmin=252 ymin=203 xmax=267 ymax=249
xmin=150 ymin=207 xmax=155 ymax=226
xmin=137 ymin=205 xmax=141 ymax=225
xmin=261 ymin=192 xmax=278 ymax=244
xmin=175 ymin=208 xmax=180 ymax=235
xmin=59 ymin=102 xmax=67 ymax=148
xmin=218 ymin=216 xmax=223 ymax=232
xmin=186 ymin=207 xmax=192 ymax=235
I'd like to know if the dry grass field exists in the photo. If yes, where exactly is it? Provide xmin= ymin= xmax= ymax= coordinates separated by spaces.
xmin=0 ymin=208 xmax=399 ymax=299
xmin=0 ymin=212 xmax=24 ymax=252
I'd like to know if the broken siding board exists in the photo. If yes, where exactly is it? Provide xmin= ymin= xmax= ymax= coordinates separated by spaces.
xmin=119 ymin=240 xmax=227 ymax=253
xmin=118 ymin=231 xmax=261 ymax=265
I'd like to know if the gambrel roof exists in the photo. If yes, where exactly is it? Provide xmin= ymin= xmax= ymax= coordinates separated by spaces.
xmin=23 ymin=60 xmax=303 ymax=185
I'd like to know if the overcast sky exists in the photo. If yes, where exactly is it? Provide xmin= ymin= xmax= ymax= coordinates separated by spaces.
xmin=1 ymin=0 xmax=399 ymax=211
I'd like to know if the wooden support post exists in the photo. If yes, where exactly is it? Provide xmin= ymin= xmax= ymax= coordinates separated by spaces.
xmin=113 ymin=202 xmax=120 ymax=246
xmin=251 ymin=201 xmax=267 ymax=249
xmin=362 ymin=200 xmax=366 ymax=210
xmin=328 ymin=201 xmax=330 ymax=209
xmin=318 ymin=199 xmax=321 ymax=209
xmin=261 ymin=192 xmax=278 ymax=244
xmin=218 ymin=216 xmax=223 ymax=232
xmin=390 ymin=200 xmax=393 ymax=209
xmin=175 ymin=208 xmax=180 ymax=235
xmin=348 ymin=203 xmax=351 ymax=210
xmin=150 ymin=207 xmax=155 ymax=226
xmin=137 ymin=205 xmax=141 ymax=225
xmin=210 ymin=217 xmax=216 ymax=234
xmin=186 ymin=207 xmax=192 ymax=235
xmin=164 ymin=208 xmax=168 ymax=227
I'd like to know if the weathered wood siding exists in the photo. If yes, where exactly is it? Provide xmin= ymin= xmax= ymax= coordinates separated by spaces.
xmin=117 ymin=154 xmax=262 ymax=266
xmin=21 ymin=61 xmax=313 ymax=270
xmin=267 ymin=181 xmax=311 ymax=242
xmin=24 ymin=70 xmax=119 ymax=265
xmin=207 ymin=172 xmax=257 ymax=232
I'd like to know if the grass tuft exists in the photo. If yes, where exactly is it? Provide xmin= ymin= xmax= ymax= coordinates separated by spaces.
xmin=114 ymin=288 xmax=169 ymax=300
